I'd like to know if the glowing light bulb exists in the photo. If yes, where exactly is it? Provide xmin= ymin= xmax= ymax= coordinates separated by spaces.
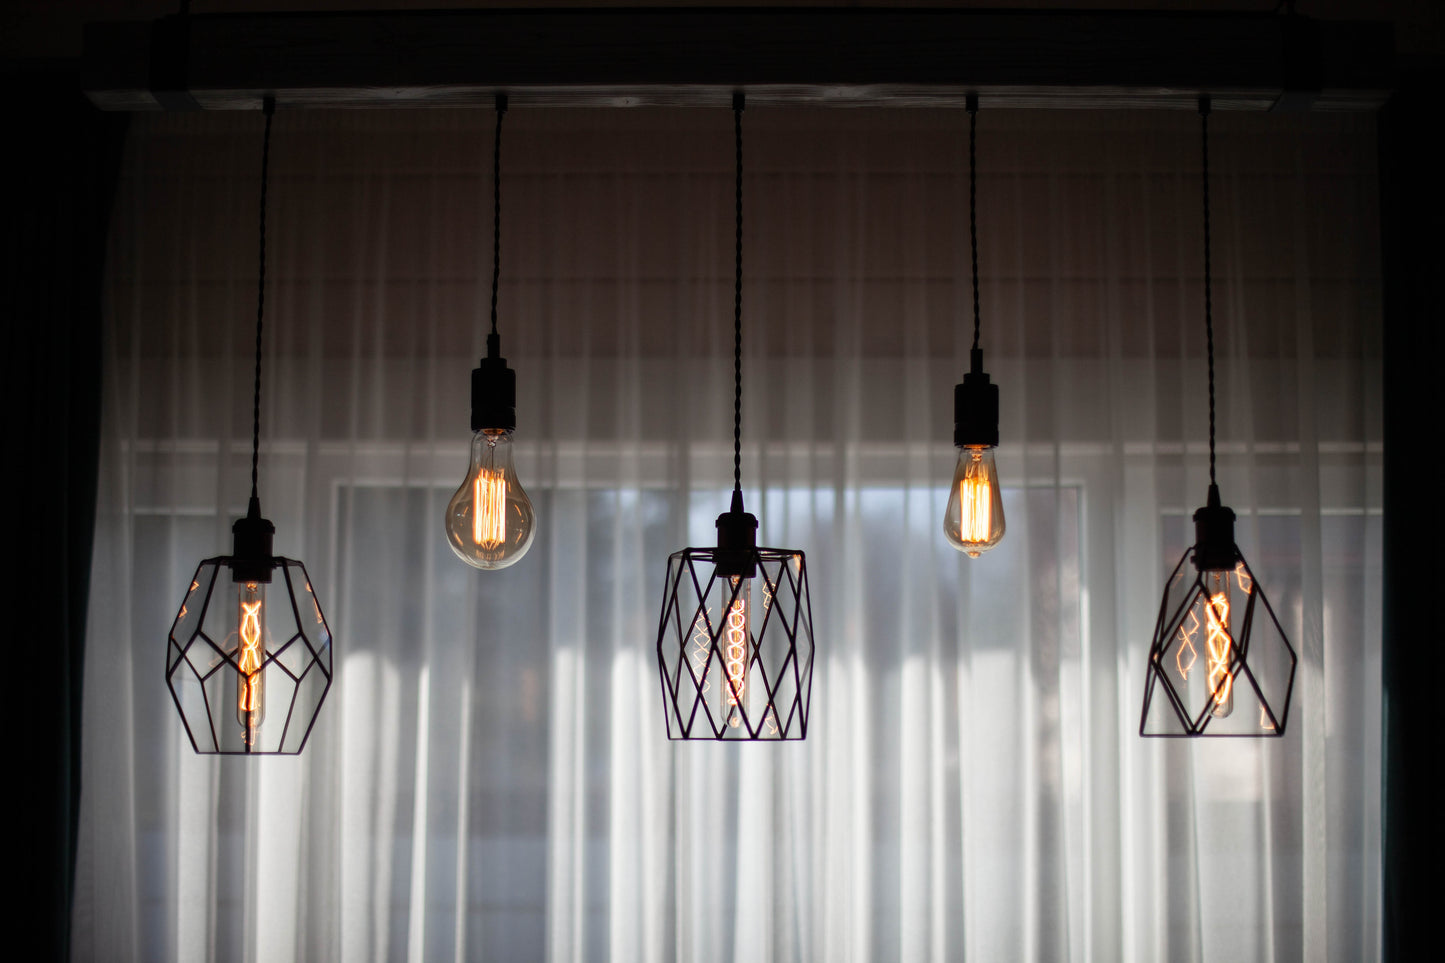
xmin=235 ymin=581 xmax=267 ymax=745
xmin=943 ymin=446 xmax=1005 ymax=557
xmin=1202 ymin=572 xmax=1234 ymax=717
xmin=721 ymin=576 xmax=751 ymax=728
xmin=445 ymin=428 xmax=535 ymax=569
xmin=1173 ymin=567 xmax=1242 ymax=717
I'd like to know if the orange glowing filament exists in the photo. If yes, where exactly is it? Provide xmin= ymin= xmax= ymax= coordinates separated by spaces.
xmin=723 ymin=580 xmax=749 ymax=727
xmin=958 ymin=450 xmax=992 ymax=547
xmin=1204 ymin=592 xmax=1233 ymax=713
xmin=472 ymin=468 xmax=507 ymax=548
xmin=237 ymin=589 xmax=265 ymax=734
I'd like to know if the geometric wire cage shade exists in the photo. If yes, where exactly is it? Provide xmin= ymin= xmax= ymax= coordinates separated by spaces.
xmin=167 ymin=556 xmax=334 ymax=755
xmin=1140 ymin=549 xmax=1297 ymax=737
xmin=656 ymin=546 xmax=815 ymax=740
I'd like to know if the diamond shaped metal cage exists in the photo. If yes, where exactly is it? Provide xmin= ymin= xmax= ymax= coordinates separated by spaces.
xmin=1140 ymin=548 xmax=1297 ymax=737
xmin=656 ymin=546 xmax=815 ymax=740
xmin=166 ymin=556 xmax=334 ymax=755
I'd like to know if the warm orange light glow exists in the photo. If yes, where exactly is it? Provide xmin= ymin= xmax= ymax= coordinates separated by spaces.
xmin=179 ymin=580 xmax=199 ymax=621
xmin=1234 ymin=561 xmax=1253 ymax=594
xmin=1204 ymin=591 xmax=1234 ymax=715
xmin=472 ymin=468 xmax=507 ymax=547
xmin=1176 ymin=609 xmax=1200 ymax=681
xmin=957 ymin=452 xmax=993 ymax=551
xmin=236 ymin=584 xmax=266 ymax=740
xmin=723 ymin=578 xmax=749 ymax=728
xmin=306 ymin=582 xmax=324 ymax=624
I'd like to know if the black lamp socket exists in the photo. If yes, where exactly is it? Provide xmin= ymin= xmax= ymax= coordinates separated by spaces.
xmin=471 ymin=332 xmax=517 ymax=432
xmin=954 ymin=347 xmax=1000 ymax=448
xmin=715 ymin=490 xmax=758 ymax=579
xmin=1191 ymin=484 xmax=1240 ymax=572
xmin=231 ymin=497 xmax=275 ymax=583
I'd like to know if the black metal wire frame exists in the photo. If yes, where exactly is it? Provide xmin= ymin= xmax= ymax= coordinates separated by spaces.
xmin=656 ymin=546 xmax=815 ymax=740
xmin=166 ymin=556 xmax=334 ymax=755
xmin=1139 ymin=549 xmax=1298 ymax=737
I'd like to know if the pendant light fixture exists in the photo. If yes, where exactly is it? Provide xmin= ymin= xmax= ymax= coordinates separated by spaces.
xmin=1139 ymin=98 xmax=1297 ymax=737
xmin=943 ymin=94 xmax=1006 ymax=557
xmin=166 ymin=98 xmax=334 ymax=755
xmin=654 ymin=93 xmax=816 ymax=740
xmin=445 ymin=93 xmax=537 ymax=569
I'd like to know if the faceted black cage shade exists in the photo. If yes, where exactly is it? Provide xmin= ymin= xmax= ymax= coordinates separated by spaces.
xmin=1140 ymin=548 xmax=1297 ymax=737
xmin=167 ymin=556 xmax=334 ymax=755
xmin=656 ymin=546 xmax=815 ymax=740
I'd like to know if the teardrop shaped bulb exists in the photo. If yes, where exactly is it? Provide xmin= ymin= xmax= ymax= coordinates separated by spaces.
xmin=943 ymin=445 xmax=1005 ymax=557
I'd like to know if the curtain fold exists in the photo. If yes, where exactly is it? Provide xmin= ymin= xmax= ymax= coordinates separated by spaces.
xmin=76 ymin=107 xmax=1381 ymax=962
xmin=8 ymin=78 xmax=128 ymax=963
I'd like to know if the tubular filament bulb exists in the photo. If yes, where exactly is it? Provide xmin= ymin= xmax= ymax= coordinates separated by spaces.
xmin=1204 ymin=591 xmax=1234 ymax=716
xmin=723 ymin=578 xmax=750 ymax=728
xmin=236 ymin=582 xmax=267 ymax=742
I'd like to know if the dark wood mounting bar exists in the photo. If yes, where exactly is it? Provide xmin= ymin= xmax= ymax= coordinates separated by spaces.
xmin=82 ymin=7 xmax=1394 ymax=112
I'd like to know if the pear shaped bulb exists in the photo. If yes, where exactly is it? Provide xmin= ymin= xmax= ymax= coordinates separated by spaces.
xmin=445 ymin=429 xmax=535 ymax=569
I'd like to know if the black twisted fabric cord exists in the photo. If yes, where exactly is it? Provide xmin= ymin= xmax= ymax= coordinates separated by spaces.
xmin=1200 ymin=97 xmax=1216 ymax=487
xmin=250 ymin=97 xmax=275 ymax=504
xmin=968 ymin=96 xmax=981 ymax=352
xmin=491 ymin=94 xmax=507 ymax=338
xmin=733 ymin=94 xmax=744 ymax=495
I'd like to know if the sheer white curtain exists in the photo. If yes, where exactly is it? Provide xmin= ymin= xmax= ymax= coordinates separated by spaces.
xmin=74 ymin=107 xmax=1382 ymax=962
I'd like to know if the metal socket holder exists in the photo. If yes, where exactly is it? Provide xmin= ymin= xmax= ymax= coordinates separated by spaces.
xmin=953 ymin=346 xmax=1000 ymax=448
xmin=714 ymin=490 xmax=759 ymax=579
xmin=471 ymin=332 xmax=517 ymax=432
xmin=1191 ymin=483 xmax=1241 ymax=572
xmin=230 ymin=496 xmax=275 ymax=583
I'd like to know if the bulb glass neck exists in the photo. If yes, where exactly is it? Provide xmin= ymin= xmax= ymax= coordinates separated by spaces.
xmin=470 ymin=427 xmax=516 ymax=460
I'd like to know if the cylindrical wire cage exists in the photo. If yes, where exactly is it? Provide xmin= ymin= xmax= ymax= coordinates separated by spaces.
xmin=656 ymin=546 xmax=815 ymax=740
xmin=166 ymin=556 xmax=334 ymax=754
xmin=1140 ymin=548 xmax=1297 ymax=737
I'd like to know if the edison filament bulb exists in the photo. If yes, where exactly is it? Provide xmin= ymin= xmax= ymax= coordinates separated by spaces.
xmin=1173 ymin=565 xmax=1239 ymax=717
xmin=943 ymin=445 xmax=1005 ymax=557
xmin=445 ymin=428 xmax=535 ymax=569
xmin=234 ymin=580 xmax=268 ymax=744
xmin=720 ymin=575 xmax=752 ymax=727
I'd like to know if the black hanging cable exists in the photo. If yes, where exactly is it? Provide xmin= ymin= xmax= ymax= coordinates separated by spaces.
xmin=490 ymin=93 xmax=507 ymax=340
xmin=732 ymin=91 xmax=744 ymax=496
xmin=967 ymin=94 xmax=981 ymax=352
xmin=1199 ymin=96 xmax=1217 ymax=489
xmin=249 ymin=96 xmax=275 ymax=509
